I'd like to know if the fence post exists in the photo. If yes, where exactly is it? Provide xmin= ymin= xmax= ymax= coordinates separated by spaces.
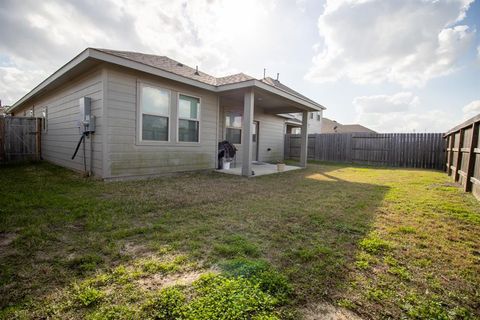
xmin=36 ymin=118 xmax=42 ymax=161
xmin=464 ymin=122 xmax=478 ymax=192
xmin=0 ymin=118 xmax=4 ymax=162
xmin=446 ymin=135 xmax=454 ymax=175
xmin=454 ymin=129 xmax=465 ymax=182
xmin=284 ymin=134 xmax=290 ymax=159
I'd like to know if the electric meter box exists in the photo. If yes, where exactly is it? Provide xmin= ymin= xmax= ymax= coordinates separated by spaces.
xmin=78 ymin=97 xmax=95 ymax=133
xmin=79 ymin=97 xmax=91 ymax=123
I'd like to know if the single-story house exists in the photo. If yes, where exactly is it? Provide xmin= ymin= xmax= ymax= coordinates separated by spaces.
xmin=283 ymin=114 xmax=375 ymax=134
xmin=282 ymin=111 xmax=323 ymax=134
xmin=8 ymin=48 xmax=324 ymax=179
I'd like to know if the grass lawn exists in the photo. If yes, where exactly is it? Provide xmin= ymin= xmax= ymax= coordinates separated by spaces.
xmin=0 ymin=162 xmax=479 ymax=319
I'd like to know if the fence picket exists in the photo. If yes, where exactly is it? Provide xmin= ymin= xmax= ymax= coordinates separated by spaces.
xmin=285 ymin=132 xmax=445 ymax=169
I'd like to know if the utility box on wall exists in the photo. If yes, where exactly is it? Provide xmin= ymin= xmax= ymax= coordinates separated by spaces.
xmin=78 ymin=97 xmax=95 ymax=133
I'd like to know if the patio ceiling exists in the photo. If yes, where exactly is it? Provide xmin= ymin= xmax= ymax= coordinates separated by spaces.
xmin=219 ymin=87 xmax=319 ymax=114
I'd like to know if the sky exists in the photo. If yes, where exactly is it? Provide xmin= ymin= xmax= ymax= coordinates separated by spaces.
xmin=0 ymin=0 xmax=479 ymax=133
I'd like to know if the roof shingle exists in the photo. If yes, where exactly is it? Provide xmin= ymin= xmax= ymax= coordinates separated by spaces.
xmin=95 ymin=49 xmax=321 ymax=108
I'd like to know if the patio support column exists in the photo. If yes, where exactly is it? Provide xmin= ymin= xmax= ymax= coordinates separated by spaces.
xmin=242 ymin=88 xmax=254 ymax=176
xmin=299 ymin=110 xmax=309 ymax=167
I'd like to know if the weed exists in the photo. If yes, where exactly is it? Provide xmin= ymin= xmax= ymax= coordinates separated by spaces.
xmin=360 ymin=234 xmax=392 ymax=254
xmin=87 ymin=305 xmax=137 ymax=320
xmin=185 ymin=273 xmax=278 ymax=319
xmin=74 ymin=284 xmax=104 ymax=307
xmin=221 ymin=258 xmax=292 ymax=302
xmin=397 ymin=226 xmax=417 ymax=234
xmin=388 ymin=266 xmax=411 ymax=281
xmin=213 ymin=235 xmax=260 ymax=258
xmin=142 ymin=287 xmax=185 ymax=320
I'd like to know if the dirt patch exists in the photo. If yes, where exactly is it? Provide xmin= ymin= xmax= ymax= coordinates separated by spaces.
xmin=137 ymin=269 xmax=212 ymax=291
xmin=301 ymin=302 xmax=363 ymax=320
xmin=121 ymin=242 xmax=151 ymax=258
xmin=0 ymin=232 xmax=17 ymax=248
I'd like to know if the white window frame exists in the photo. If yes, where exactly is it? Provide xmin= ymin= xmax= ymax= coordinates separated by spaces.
xmin=137 ymin=82 xmax=171 ymax=144
xmin=225 ymin=111 xmax=243 ymax=145
xmin=177 ymin=92 xmax=201 ymax=144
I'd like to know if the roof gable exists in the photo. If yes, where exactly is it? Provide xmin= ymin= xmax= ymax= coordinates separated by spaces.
xmin=10 ymin=48 xmax=324 ymax=113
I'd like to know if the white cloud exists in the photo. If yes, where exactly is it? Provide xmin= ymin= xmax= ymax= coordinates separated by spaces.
xmin=353 ymin=92 xmax=419 ymax=114
xmin=354 ymin=92 xmax=458 ymax=132
xmin=0 ymin=0 xmax=279 ymax=105
xmin=462 ymin=100 xmax=480 ymax=119
xmin=306 ymin=0 xmax=475 ymax=87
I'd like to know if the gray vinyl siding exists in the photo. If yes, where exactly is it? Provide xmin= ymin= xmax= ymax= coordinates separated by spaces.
xmin=104 ymin=66 xmax=219 ymax=179
xmin=220 ymin=105 xmax=285 ymax=165
xmin=14 ymin=67 xmax=104 ymax=176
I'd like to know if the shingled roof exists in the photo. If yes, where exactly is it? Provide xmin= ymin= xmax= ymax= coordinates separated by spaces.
xmin=95 ymin=49 xmax=318 ymax=106
xmin=10 ymin=48 xmax=324 ymax=113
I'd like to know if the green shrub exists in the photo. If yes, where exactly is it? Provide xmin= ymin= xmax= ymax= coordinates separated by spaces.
xmin=142 ymin=286 xmax=186 ymax=320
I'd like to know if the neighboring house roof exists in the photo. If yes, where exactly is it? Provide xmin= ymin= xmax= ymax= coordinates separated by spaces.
xmin=7 ymin=48 xmax=325 ymax=114
xmin=281 ymin=115 xmax=376 ymax=133
xmin=338 ymin=124 xmax=376 ymax=133
xmin=321 ymin=117 xmax=376 ymax=133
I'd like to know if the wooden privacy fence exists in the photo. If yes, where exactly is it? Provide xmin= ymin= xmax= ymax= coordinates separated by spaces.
xmin=444 ymin=115 xmax=480 ymax=199
xmin=285 ymin=133 xmax=445 ymax=169
xmin=0 ymin=117 xmax=42 ymax=163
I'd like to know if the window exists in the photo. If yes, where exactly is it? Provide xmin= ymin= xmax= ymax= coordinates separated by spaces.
xmin=310 ymin=113 xmax=314 ymax=119
xmin=140 ymin=85 xmax=170 ymax=141
xmin=317 ymin=114 xmax=321 ymax=121
xmin=225 ymin=113 xmax=242 ymax=144
xmin=178 ymin=94 xmax=200 ymax=142
xmin=42 ymin=107 xmax=48 ymax=132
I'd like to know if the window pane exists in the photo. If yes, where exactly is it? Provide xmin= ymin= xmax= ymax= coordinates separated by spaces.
xmin=179 ymin=119 xmax=199 ymax=142
xmin=226 ymin=128 xmax=242 ymax=144
xmin=142 ymin=114 xmax=168 ymax=141
xmin=179 ymin=95 xmax=199 ymax=119
xmin=142 ymin=86 xmax=169 ymax=115
xmin=225 ymin=114 xmax=242 ymax=128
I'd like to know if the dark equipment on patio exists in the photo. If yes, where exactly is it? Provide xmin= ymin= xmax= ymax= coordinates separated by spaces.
xmin=218 ymin=140 xmax=237 ymax=169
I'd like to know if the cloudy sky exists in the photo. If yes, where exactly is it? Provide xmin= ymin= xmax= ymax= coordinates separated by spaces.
xmin=1 ymin=0 xmax=479 ymax=132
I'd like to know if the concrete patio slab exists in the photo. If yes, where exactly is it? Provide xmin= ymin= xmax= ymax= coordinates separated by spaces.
xmin=216 ymin=162 xmax=301 ymax=177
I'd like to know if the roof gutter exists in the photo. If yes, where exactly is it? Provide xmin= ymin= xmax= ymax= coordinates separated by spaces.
xmin=9 ymin=48 xmax=325 ymax=113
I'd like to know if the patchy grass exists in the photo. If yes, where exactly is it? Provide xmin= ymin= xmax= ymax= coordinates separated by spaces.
xmin=0 ymin=162 xmax=479 ymax=319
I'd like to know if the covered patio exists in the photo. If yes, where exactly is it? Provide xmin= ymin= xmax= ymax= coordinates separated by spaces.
xmin=216 ymin=78 xmax=324 ymax=177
